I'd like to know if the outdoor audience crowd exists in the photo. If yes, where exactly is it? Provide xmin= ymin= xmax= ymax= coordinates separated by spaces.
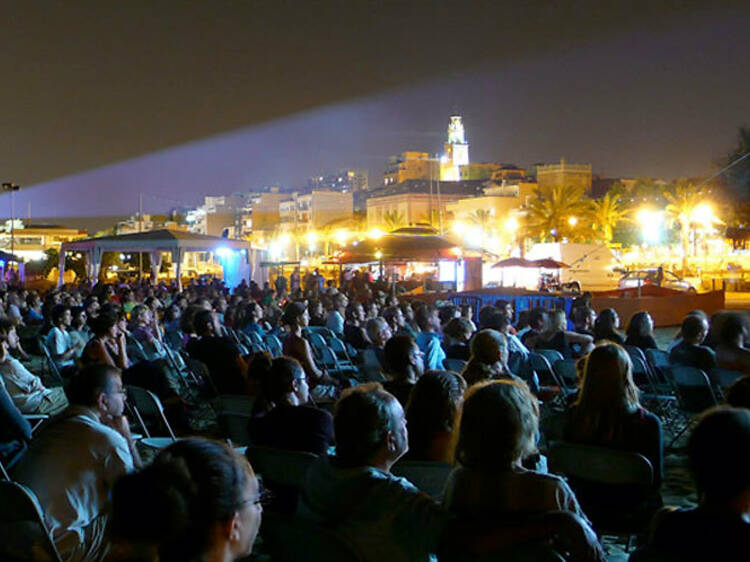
xmin=0 ymin=270 xmax=749 ymax=562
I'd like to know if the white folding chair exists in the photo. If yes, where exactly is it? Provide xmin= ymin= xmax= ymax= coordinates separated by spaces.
xmin=0 ymin=481 xmax=63 ymax=561
xmin=127 ymin=386 xmax=177 ymax=449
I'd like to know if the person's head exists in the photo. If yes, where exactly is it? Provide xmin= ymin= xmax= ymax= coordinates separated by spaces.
xmin=454 ymin=380 xmax=538 ymax=469
xmin=261 ymin=356 xmax=309 ymax=406
xmin=333 ymin=292 xmax=349 ymax=310
xmin=345 ymin=302 xmax=365 ymax=324
xmin=67 ymin=364 xmax=126 ymax=417
xmin=382 ymin=305 xmax=405 ymax=331
xmin=527 ymin=308 xmax=548 ymax=332
xmin=384 ymin=334 xmax=424 ymax=380
xmin=576 ymin=343 xmax=639 ymax=413
xmin=51 ymin=304 xmax=72 ymax=328
xmin=443 ymin=317 xmax=474 ymax=344
xmin=682 ymin=313 xmax=709 ymax=345
xmin=572 ymin=306 xmax=596 ymax=331
xmin=130 ymin=304 xmax=151 ymax=327
xmin=415 ymin=304 xmax=440 ymax=332
xmin=244 ymin=301 xmax=263 ymax=323
xmin=83 ymin=296 xmax=100 ymax=318
xmin=405 ymin=370 xmax=467 ymax=459
xmin=90 ymin=311 xmax=119 ymax=339
xmin=469 ymin=329 xmax=509 ymax=367
xmin=495 ymin=300 xmax=514 ymax=321
xmin=0 ymin=318 xmax=19 ymax=353
xmin=366 ymin=317 xmax=392 ymax=348
xmin=595 ymin=308 xmax=620 ymax=334
xmin=70 ymin=306 xmax=87 ymax=330
xmin=719 ymin=313 xmax=748 ymax=346
xmin=725 ymin=375 xmax=750 ymax=410
xmin=547 ymin=309 xmax=567 ymax=333
xmin=399 ymin=302 xmax=415 ymax=322
xmin=626 ymin=311 xmax=654 ymax=339
xmin=438 ymin=305 xmax=459 ymax=327
xmin=459 ymin=304 xmax=473 ymax=322
xmin=281 ymin=301 xmax=308 ymax=328
xmin=688 ymin=407 xmax=750 ymax=507
xmin=334 ymin=383 xmax=408 ymax=469
xmin=111 ymin=438 xmax=262 ymax=562
xmin=194 ymin=310 xmax=219 ymax=337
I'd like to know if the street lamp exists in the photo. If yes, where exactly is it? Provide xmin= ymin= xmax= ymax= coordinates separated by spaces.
xmin=2 ymin=182 xmax=20 ymax=261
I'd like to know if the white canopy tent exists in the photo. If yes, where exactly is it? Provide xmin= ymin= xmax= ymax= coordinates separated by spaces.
xmin=58 ymin=229 xmax=263 ymax=289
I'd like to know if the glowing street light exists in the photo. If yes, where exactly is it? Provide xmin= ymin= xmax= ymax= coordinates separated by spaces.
xmin=368 ymin=228 xmax=384 ymax=240
xmin=568 ymin=216 xmax=578 ymax=227
xmin=504 ymin=217 xmax=519 ymax=233
xmin=637 ymin=208 xmax=665 ymax=244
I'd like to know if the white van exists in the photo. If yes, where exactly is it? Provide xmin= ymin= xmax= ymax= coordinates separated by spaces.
xmin=526 ymin=243 xmax=621 ymax=292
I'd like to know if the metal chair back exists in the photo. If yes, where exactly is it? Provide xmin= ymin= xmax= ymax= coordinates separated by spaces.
xmin=0 ymin=481 xmax=63 ymax=561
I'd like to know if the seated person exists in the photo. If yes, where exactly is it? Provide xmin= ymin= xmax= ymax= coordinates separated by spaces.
xmin=248 ymin=356 xmax=334 ymax=455
xmin=68 ymin=306 xmax=90 ymax=357
xmin=241 ymin=301 xmax=267 ymax=338
xmin=404 ymin=370 xmax=466 ymax=463
xmin=571 ymin=305 xmax=596 ymax=337
xmin=361 ymin=317 xmax=392 ymax=379
xmin=442 ymin=317 xmax=473 ymax=361
xmin=110 ymin=438 xmax=262 ymax=562
xmin=625 ymin=311 xmax=659 ymax=351
xmin=382 ymin=334 xmax=424 ymax=407
xmin=714 ymin=312 xmax=750 ymax=374
xmin=535 ymin=309 xmax=594 ymax=359
xmin=414 ymin=304 xmax=446 ymax=371
xmin=12 ymin=364 xmax=141 ymax=561
xmin=0 ymin=376 xmax=32 ymax=470
xmin=45 ymin=304 xmax=83 ymax=372
xmin=444 ymin=380 xmax=597 ymax=537
xmin=725 ymin=375 xmax=750 ymax=409
xmin=564 ymin=344 xmax=663 ymax=526
xmin=382 ymin=305 xmax=406 ymax=336
xmin=669 ymin=314 xmax=716 ymax=373
xmin=343 ymin=302 xmax=370 ymax=350
xmin=519 ymin=309 xmax=548 ymax=349
xmin=460 ymin=329 xmax=522 ymax=387
xmin=129 ymin=304 xmax=166 ymax=358
xmin=592 ymin=308 xmax=625 ymax=345
xmin=643 ymin=407 xmax=750 ymax=561
xmin=0 ymin=319 xmax=68 ymax=415
xmin=187 ymin=310 xmax=248 ymax=395
xmin=298 ymin=383 xmax=604 ymax=562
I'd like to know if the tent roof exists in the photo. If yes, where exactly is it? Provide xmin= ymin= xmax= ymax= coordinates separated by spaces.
xmin=329 ymin=234 xmax=461 ymax=264
xmin=60 ymin=229 xmax=252 ymax=253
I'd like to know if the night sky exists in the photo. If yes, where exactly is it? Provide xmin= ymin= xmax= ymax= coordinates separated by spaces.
xmin=1 ymin=2 xmax=749 ymax=221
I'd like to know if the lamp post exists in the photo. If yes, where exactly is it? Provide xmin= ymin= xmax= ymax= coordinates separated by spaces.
xmin=2 ymin=182 xmax=20 ymax=262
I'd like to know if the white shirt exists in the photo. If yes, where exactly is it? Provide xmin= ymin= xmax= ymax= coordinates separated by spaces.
xmin=46 ymin=326 xmax=75 ymax=367
xmin=12 ymin=407 xmax=134 ymax=561
xmin=0 ymin=356 xmax=52 ymax=412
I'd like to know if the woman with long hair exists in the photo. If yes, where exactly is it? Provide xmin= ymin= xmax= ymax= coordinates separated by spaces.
xmin=445 ymin=380 xmax=594 ymax=531
xmin=565 ymin=343 xmax=663 ymax=486
xmin=110 ymin=438 xmax=263 ymax=562
xmin=592 ymin=308 xmax=625 ymax=345
xmin=625 ymin=311 xmax=658 ymax=351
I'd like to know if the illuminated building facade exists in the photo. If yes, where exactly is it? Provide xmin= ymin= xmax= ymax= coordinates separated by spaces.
xmin=440 ymin=115 xmax=470 ymax=181
xmin=536 ymin=158 xmax=592 ymax=192
xmin=383 ymin=152 xmax=439 ymax=186
xmin=0 ymin=223 xmax=86 ymax=262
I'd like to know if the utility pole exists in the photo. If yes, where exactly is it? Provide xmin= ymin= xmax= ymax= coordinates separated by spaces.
xmin=2 ymin=182 xmax=20 ymax=263
xmin=435 ymin=153 xmax=443 ymax=235
xmin=138 ymin=192 xmax=143 ymax=279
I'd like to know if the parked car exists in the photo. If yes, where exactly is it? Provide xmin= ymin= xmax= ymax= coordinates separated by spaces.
xmin=618 ymin=269 xmax=696 ymax=292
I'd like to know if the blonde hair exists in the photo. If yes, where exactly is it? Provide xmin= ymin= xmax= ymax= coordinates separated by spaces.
xmin=454 ymin=380 xmax=538 ymax=468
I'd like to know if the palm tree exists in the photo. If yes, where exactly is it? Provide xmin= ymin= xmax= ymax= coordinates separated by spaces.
xmin=383 ymin=210 xmax=406 ymax=232
xmin=589 ymin=192 xmax=630 ymax=243
xmin=469 ymin=209 xmax=493 ymax=230
xmin=523 ymin=184 xmax=589 ymax=242
xmin=664 ymin=182 xmax=704 ymax=273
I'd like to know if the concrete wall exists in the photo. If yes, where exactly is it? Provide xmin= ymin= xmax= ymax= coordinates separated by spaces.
xmin=591 ymin=290 xmax=725 ymax=327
